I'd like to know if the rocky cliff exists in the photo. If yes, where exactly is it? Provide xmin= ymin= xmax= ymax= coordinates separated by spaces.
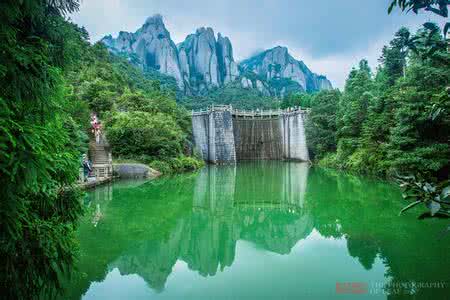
xmin=239 ymin=46 xmax=332 ymax=96
xmin=102 ymin=15 xmax=184 ymax=89
xmin=101 ymin=15 xmax=332 ymax=96
xmin=178 ymin=27 xmax=220 ymax=94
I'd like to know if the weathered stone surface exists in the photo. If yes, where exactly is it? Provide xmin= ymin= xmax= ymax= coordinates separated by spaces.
xmin=192 ymin=114 xmax=209 ymax=159
xmin=113 ymin=163 xmax=161 ymax=179
xmin=240 ymin=77 xmax=252 ymax=88
xmin=101 ymin=15 xmax=184 ymax=89
xmin=101 ymin=16 xmax=332 ymax=95
xmin=255 ymin=79 xmax=270 ymax=96
xmin=192 ymin=109 xmax=236 ymax=163
xmin=192 ymin=109 xmax=309 ymax=163
xmin=281 ymin=112 xmax=309 ymax=161
xmin=178 ymin=27 xmax=221 ymax=93
xmin=234 ymin=118 xmax=284 ymax=160
xmin=239 ymin=46 xmax=332 ymax=93
xmin=209 ymin=109 xmax=236 ymax=163
xmin=216 ymin=33 xmax=239 ymax=85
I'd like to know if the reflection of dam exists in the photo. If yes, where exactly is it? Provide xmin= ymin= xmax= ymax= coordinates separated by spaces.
xmin=111 ymin=162 xmax=312 ymax=291
xmin=65 ymin=164 xmax=450 ymax=300
xmin=194 ymin=162 xmax=309 ymax=210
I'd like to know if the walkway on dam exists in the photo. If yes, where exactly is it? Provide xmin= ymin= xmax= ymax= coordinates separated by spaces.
xmin=192 ymin=105 xmax=310 ymax=119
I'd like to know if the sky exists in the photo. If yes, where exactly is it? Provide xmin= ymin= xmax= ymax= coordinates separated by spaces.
xmin=70 ymin=0 xmax=443 ymax=89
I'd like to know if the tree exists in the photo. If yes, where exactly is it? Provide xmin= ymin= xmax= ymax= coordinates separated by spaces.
xmin=305 ymin=90 xmax=340 ymax=159
xmin=336 ymin=60 xmax=374 ymax=166
xmin=0 ymin=1 xmax=86 ymax=298
xmin=379 ymin=27 xmax=411 ymax=82
xmin=388 ymin=0 xmax=449 ymax=47
xmin=387 ymin=49 xmax=450 ymax=177
xmin=281 ymin=92 xmax=314 ymax=108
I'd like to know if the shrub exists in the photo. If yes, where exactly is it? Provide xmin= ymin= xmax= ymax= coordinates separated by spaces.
xmin=318 ymin=153 xmax=338 ymax=168
xmin=105 ymin=111 xmax=184 ymax=158
xmin=149 ymin=156 xmax=204 ymax=175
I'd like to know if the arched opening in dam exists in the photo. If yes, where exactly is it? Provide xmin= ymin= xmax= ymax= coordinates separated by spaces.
xmin=192 ymin=105 xmax=309 ymax=163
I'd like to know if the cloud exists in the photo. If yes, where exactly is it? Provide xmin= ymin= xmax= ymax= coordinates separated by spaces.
xmin=70 ymin=0 xmax=445 ymax=89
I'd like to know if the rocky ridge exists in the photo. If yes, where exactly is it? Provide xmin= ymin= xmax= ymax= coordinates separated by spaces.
xmin=101 ymin=14 xmax=332 ymax=96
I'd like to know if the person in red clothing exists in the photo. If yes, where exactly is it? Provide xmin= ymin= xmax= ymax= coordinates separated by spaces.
xmin=90 ymin=113 xmax=102 ymax=144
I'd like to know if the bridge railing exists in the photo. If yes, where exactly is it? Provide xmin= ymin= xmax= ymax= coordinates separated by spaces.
xmin=191 ymin=105 xmax=310 ymax=116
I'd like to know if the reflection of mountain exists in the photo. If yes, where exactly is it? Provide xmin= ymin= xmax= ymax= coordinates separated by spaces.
xmin=110 ymin=162 xmax=312 ymax=289
xmin=62 ymin=163 xmax=450 ymax=300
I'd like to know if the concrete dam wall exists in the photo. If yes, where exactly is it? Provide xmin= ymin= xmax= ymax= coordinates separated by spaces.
xmin=192 ymin=106 xmax=309 ymax=163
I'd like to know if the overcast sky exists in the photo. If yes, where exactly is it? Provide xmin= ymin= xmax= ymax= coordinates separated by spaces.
xmin=70 ymin=0 xmax=443 ymax=88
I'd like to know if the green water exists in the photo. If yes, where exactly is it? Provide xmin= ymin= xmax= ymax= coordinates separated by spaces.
xmin=62 ymin=162 xmax=449 ymax=299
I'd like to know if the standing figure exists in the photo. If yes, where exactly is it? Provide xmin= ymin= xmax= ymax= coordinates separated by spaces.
xmin=82 ymin=154 xmax=92 ymax=182
xmin=95 ymin=121 xmax=102 ymax=144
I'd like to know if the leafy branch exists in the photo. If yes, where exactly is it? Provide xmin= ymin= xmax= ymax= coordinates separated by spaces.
xmin=396 ymin=174 xmax=450 ymax=218
xmin=388 ymin=0 xmax=450 ymax=36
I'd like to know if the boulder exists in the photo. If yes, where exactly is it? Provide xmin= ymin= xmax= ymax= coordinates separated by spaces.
xmin=113 ymin=163 xmax=161 ymax=179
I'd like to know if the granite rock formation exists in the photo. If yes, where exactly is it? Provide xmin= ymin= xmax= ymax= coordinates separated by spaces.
xmin=101 ymin=15 xmax=184 ymax=89
xmin=178 ymin=27 xmax=220 ymax=94
xmin=239 ymin=46 xmax=332 ymax=95
xmin=101 ymin=15 xmax=332 ymax=96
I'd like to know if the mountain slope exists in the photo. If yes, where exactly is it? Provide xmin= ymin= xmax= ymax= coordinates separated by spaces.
xmin=101 ymin=14 xmax=332 ymax=96
xmin=239 ymin=46 xmax=332 ymax=96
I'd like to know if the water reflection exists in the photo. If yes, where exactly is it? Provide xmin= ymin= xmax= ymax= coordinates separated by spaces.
xmin=61 ymin=162 xmax=450 ymax=299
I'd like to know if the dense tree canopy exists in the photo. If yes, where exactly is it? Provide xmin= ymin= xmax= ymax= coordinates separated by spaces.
xmin=307 ymin=26 xmax=449 ymax=182
xmin=0 ymin=1 xmax=86 ymax=298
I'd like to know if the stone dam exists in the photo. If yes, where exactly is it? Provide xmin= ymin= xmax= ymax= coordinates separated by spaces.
xmin=192 ymin=105 xmax=309 ymax=163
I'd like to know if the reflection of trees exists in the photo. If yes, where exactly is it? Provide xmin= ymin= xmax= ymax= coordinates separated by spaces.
xmin=308 ymin=168 xmax=450 ymax=299
xmin=62 ymin=163 xmax=449 ymax=300
xmin=61 ymin=162 xmax=313 ymax=299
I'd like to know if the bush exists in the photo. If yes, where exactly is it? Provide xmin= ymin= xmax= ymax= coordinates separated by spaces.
xmin=149 ymin=156 xmax=204 ymax=175
xmin=149 ymin=160 xmax=172 ymax=174
xmin=105 ymin=111 xmax=184 ymax=158
xmin=318 ymin=153 xmax=338 ymax=168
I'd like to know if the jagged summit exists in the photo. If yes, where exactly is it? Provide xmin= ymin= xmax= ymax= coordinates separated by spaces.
xmin=240 ymin=45 xmax=332 ymax=95
xmin=101 ymin=15 xmax=332 ymax=96
xmin=144 ymin=14 xmax=164 ymax=26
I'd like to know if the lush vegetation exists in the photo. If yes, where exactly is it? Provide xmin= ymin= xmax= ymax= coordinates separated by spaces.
xmin=0 ymin=0 xmax=447 ymax=297
xmin=305 ymin=25 xmax=449 ymax=216
xmin=179 ymin=81 xmax=281 ymax=110
xmin=65 ymin=41 xmax=203 ymax=173
xmin=0 ymin=1 xmax=87 ymax=298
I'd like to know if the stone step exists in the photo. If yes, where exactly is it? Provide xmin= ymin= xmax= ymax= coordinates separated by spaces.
xmin=93 ymin=157 xmax=108 ymax=162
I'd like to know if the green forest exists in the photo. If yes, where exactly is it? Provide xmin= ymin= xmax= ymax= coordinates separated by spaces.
xmin=0 ymin=0 xmax=449 ymax=299
xmin=306 ymin=25 xmax=449 ymax=179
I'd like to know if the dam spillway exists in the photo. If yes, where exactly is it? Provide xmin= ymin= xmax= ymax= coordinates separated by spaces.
xmin=192 ymin=105 xmax=309 ymax=163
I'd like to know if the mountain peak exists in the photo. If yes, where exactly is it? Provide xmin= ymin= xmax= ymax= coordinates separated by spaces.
xmin=145 ymin=14 xmax=165 ymax=26
xmin=271 ymin=45 xmax=288 ymax=52
xmin=101 ymin=16 xmax=332 ymax=95
xmin=195 ymin=27 xmax=215 ymax=37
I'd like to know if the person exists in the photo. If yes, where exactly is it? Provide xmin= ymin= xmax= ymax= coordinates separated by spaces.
xmin=82 ymin=154 xmax=92 ymax=182
xmin=95 ymin=121 xmax=102 ymax=144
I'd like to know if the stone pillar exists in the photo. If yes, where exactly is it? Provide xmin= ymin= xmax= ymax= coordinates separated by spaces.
xmin=192 ymin=114 xmax=209 ymax=160
xmin=209 ymin=109 xmax=236 ymax=164
xmin=281 ymin=111 xmax=309 ymax=161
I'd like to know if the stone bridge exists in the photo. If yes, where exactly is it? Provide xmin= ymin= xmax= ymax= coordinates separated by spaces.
xmin=192 ymin=105 xmax=310 ymax=163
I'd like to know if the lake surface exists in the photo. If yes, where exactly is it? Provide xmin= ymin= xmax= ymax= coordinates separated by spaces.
xmin=61 ymin=162 xmax=449 ymax=299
